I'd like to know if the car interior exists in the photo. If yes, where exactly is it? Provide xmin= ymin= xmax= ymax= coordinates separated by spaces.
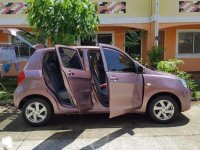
xmin=88 ymin=50 xmax=109 ymax=107
xmin=42 ymin=49 xmax=109 ymax=108
xmin=43 ymin=51 xmax=73 ymax=106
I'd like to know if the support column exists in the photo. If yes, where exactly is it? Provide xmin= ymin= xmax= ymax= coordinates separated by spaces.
xmin=155 ymin=0 xmax=159 ymax=47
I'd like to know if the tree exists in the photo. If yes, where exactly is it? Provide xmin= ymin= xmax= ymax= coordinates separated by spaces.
xmin=125 ymin=30 xmax=147 ymax=60
xmin=27 ymin=0 xmax=99 ymax=45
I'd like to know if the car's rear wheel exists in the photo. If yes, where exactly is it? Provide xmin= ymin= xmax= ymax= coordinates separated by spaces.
xmin=148 ymin=95 xmax=179 ymax=124
xmin=22 ymin=98 xmax=52 ymax=126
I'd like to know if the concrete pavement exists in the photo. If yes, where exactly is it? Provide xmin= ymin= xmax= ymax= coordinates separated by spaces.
xmin=0 ymin=102 xmax=200 ymax=150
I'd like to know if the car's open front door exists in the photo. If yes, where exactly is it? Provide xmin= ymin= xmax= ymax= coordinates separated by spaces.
xmin=99 ymin=44 xmax=143 ymax=118
xmin=55 ymin=45 xmax=93 ymax=113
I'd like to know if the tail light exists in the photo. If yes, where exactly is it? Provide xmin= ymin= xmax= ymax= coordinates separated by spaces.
xmin=18 ymin=71 xmax=25 ymax=85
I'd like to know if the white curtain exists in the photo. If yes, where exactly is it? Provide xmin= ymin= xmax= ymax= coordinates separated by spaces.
xmin=0 ymin=46 xmax=16 ymax=64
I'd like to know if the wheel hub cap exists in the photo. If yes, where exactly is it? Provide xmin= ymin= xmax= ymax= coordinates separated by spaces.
xmin=25 ymin=102 xmax=47 ymax=123
xmin=153 ymin=100 xmax=175 ymax=121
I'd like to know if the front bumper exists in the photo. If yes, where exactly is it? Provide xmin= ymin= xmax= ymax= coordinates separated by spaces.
xmin=180 ymin=88 xmax=191 ymax=112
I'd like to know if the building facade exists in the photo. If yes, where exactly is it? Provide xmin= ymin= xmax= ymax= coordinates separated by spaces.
xmin=0 ymin=0 xmax=200 ymax=76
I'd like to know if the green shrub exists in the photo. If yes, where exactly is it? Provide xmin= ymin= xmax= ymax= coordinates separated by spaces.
xmin=125 ymin=30 xmax=147 ymax=63
xmin=0 ymin=78 xmax=17 ymax=101
xmin=0 ymin=91 xmax=12 ymax=100
xmin=157 ymin=59 xmax=183 ymax=73
xmin=157 ymin=59 xmax=198 ymax=92
xmin=148 ymin=46 xmax=164 ymax=69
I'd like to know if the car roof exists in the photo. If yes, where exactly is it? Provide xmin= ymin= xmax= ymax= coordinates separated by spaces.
xmin=37 ymin=46 xmax=100 ymax=52
xmin=36 ymin=44 xmax=122 ymax=52
xmin=70 ymin=46 xmax=100 ymax=49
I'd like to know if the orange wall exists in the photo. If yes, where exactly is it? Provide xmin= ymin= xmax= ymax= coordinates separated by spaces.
xmin=98 ymin=26 xmax=127 ymax=50
xmin=115 ymin=28 xmax=126 ymax=51
xmin=137 ymin=22 xmax=155 ymax=64
xmin=164 ymin=24 xmax=200 ymax=72
xmin=0 ymin=30 xmax=9 ymax=43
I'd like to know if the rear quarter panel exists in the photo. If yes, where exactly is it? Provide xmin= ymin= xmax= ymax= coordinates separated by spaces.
xmin=14 ymin=49 xmax=61 ymax=113
xmin=14 ymin=69 xmax=62 ymax=113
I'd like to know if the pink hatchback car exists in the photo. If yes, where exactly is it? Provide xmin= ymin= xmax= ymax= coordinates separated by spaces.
xmin=14 ymin=44 xmax=191 ymax=126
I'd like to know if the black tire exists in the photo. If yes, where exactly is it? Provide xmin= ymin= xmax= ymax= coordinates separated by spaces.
xmin=148 ymin=95 xmax=179 ymax=124
xmin=22 ymin=98 xmax=53 ymax=126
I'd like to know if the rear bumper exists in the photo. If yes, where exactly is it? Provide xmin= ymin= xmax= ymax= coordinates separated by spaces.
xmin=13 ymin=86 xmax=22 ymax=108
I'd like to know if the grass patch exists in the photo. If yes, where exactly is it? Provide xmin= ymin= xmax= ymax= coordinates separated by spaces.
xmin=0 ymin=91 xmax=12 ymax=103
xmin=0 ymin=77 xmax=17 ymax=102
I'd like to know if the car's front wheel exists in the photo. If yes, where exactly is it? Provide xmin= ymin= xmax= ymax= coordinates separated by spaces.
xmin=148 ymin=95 xmax=179 ymax=124
xmin=22 ymin=98 xmax=52 ymax=126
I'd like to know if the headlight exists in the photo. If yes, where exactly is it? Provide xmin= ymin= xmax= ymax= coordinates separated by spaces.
xmin=180 ymin=79 xmax=188 ymax=88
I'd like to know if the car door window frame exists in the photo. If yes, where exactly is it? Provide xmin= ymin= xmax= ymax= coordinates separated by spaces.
xmin=56 ymin=46 xmax=85 ymax=71
xmin=100 ymin=46 xmax=137 ymax=74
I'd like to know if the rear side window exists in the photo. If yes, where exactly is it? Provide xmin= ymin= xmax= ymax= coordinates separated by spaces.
xmin=103 ymin=48 xmax=136 ymax=73
xmin=58 ymin=47 xmax=83 ymax=70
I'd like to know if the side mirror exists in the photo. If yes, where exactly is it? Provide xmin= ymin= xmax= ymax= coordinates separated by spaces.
xmin=137 ymin=65 xmax=144 ymax=74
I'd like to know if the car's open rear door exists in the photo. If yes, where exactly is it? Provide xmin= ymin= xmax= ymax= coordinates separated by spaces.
xmin=55 ymin=45 xmax=93 ymax=113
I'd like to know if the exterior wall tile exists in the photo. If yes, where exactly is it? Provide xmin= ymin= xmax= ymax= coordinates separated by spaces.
xmin=0 ymin=1 xmax=127 ymax=15
xmin=96 ymin=2 xmax=126 ymax=14
xmin=91 ymin=0 xmax=151 ymax=17
xmin=179 ymin=1 xmax=200 ymax=12
xmin=160 ymin=0 xmax=200 ymax=17
xmin=0 ymin=1 xmax=200 ymax=17
xmin=0 ymin=2 xmax=27 ymax=15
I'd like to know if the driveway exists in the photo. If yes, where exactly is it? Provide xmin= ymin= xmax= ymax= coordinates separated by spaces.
xmin=0 ymin=102 xmax=200 ymax=150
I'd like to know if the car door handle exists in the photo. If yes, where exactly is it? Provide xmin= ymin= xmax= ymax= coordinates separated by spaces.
xmin=110 ymin=76 xmax=118 ymax=80
xmin=67 ymin=72 xmax=74 ymax=76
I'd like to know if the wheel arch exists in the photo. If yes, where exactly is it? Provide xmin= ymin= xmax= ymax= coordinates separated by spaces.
xmin=146 ymin=92 xmax=181 ymax=112
xmin=18 ymin=94 xmax=54 ymax=113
